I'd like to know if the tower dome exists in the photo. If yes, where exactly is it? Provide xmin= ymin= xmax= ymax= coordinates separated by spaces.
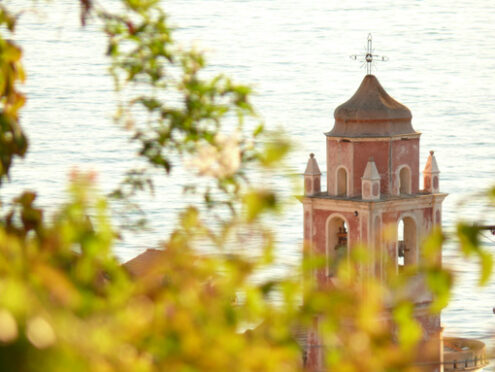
xmin=327 ymin=75 xmax=416 ymax=138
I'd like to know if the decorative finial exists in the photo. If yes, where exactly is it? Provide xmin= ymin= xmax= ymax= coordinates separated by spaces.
xmin=350 ymin=33 xmax=388 ymax=75
xmin=430 ymin=150 xmax=434 ymax=156
xmin=310 ymin=153 xmax=314 ymax=158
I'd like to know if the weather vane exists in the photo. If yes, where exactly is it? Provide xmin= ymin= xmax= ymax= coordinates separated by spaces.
xmin=350 ymin=33 xmax=388 ymax=75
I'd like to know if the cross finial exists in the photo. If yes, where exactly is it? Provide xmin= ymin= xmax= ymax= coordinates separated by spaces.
xmin=350 ymin=33 xmax=388 ymax=75
xmin=365 ymin=33 xmax=373 ymax=74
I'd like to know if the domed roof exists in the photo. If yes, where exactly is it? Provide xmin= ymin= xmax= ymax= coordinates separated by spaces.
xmin=326 ymin=75 xmax=416 ymax=138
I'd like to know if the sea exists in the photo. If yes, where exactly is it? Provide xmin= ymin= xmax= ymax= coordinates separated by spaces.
xmin=3 ymin=0 xmax=495 ymax=366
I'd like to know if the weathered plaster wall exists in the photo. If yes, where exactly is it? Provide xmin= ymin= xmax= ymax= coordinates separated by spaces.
xmin=391 ymin=138 xmax=420 ymax=193
xmin=327 ymin=139 xmax=353 ymax=196
xmin=327 ymin=137 xmax=420 ymax=197
xmin=351 ymin=140 xmax=390 ymax=196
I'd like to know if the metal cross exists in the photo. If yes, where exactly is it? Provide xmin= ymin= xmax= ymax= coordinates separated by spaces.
xmin=350 ymin=33 xmax=388 ymax=75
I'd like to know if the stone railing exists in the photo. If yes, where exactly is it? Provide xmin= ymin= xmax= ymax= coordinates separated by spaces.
xmin=444 ymin=337 xmax=488 ymax=371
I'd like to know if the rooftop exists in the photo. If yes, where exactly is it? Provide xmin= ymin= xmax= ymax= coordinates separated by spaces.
xmin=327 ymin=75 xmax=417 ymax=138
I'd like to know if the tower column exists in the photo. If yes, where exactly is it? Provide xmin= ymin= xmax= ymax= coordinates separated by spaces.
xmin=423 ymin=151 xmax=440 ymax=193
xmin=304 ymin=153 xmax=321 ymax=196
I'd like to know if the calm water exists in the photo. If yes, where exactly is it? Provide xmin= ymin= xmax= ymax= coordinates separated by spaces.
xmin=4 ymin=0 xmax=495 ymax=364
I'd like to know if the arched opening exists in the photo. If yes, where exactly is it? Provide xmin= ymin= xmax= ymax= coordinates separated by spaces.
xmin=337 ymin=167 xmax=347 ymax=196
xmin=397 ymin=217 xmax=417 ymax=270
xmin=399 ymin=166 xmax=411 ymax=194
xmin=327 ymin=216 xmax=348 ymax=277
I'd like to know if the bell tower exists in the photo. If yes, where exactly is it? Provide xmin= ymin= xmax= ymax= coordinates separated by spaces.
xmin=302 ymin=74 xmax=447 ymax=371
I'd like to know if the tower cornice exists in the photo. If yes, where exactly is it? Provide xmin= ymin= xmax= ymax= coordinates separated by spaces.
xmin=325 ymin=132 xmax=421 ymax=141
xmin=302 ymin=192 xmax=448 ymax=211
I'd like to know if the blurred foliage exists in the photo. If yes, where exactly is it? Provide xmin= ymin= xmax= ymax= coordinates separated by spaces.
xmin=457 ymin=223 xmax=493 ymax=286
xmin=95 ymin=0 xmax=270 ymax=216
xmin=0 ymin=173 xmax=452 ymax=372
xmin=0 ymin=4 xmax=28 ymax=183
xmin=0 ymin=174 xmax=303 ymax=371
xmin=0 ymin=1 xmax=490 ymax=371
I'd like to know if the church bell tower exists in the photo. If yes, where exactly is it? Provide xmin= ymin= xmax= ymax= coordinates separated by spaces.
xmin=302 ymin=72 xmax=447 ymax=370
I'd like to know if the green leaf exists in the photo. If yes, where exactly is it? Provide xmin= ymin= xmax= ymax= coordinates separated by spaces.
xmin=479 ymin=251 xmax=493 ymax=286
xmin=457 ymin=222 xmax=481 ymax=256
xmin=242 ymin=190 xmax=277 ymax=222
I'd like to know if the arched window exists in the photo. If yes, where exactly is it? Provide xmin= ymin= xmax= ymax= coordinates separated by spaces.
xmin=327 ymin=216 xmax=348 ymax=277
xmin=397 ymin=217 xmax=417 ymax=270
xmin=399 ymin=166 xmax=411 ymax=194
xmin=337 ymin=167 xmax=347 ymax=196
